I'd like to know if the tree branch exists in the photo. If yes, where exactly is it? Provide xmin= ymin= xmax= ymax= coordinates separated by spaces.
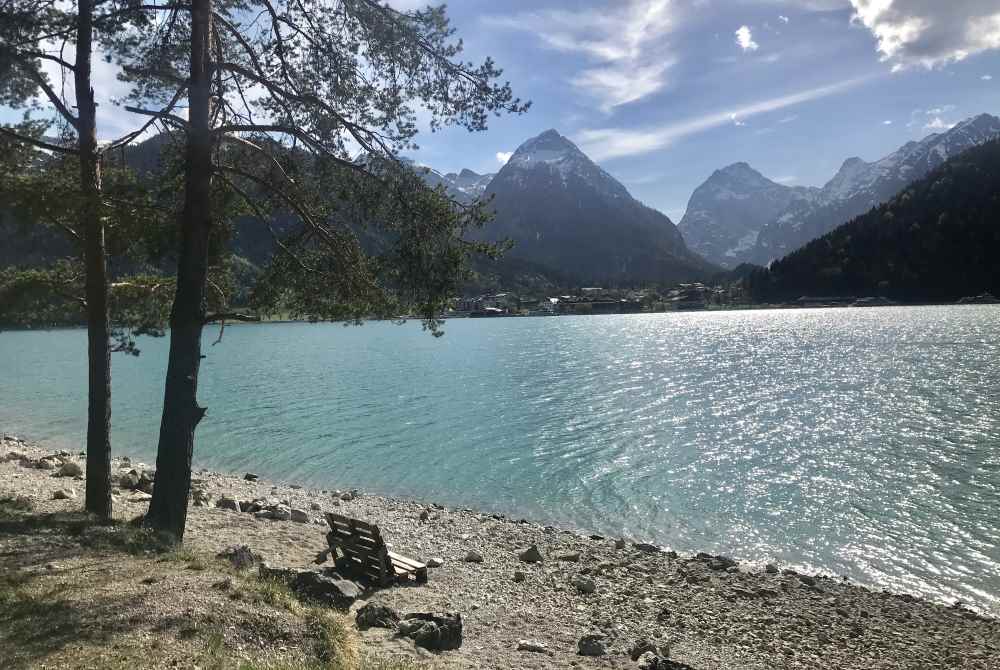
xmin=0 ymin=126 xmax=79 ymax=155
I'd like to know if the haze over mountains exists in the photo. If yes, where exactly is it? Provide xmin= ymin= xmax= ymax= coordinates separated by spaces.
xmin=680 ymin=113 xmax=1000 ymax=268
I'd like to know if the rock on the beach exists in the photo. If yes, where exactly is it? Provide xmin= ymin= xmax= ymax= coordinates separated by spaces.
xmin=419 ymin=509 xmax=430 ymax=522
xmin=577 ymin=633 xmax=607 ymax=657
xmin=217 ymin=545 xmax=258 ymax=571
xmin=137 ymin=470 xmax=155 ymax=494
xmin=290 ymin=508 xmax=309 ymax=524
xmin=259 ymin=562 xmax=307 ymax=584
xmin=557 ymin=551 xmax=581 ymax=562
xmin=630 ymin=639 xmax=670 ymax=661
xmin=216 ymin=497 xmax=241 ymax=512
xmin=119 ymin=470 xmax=140 ymax=490
xmin=36 ymin=458 xmax=58 ymax=470
xmin=293 ymin=571 xmax=361 ymax=609
xmin=56 ymin=461 xmax=83 ymax=478
xmin=572 ymin=575 xmax=596 ymax=594
xmin=519 ymin=545 xmax=543 ymax=563
xmin=634 ymin=542 xmax=661 ymax=553
xmin=513 ymin=571 xmax=526 ymax=583
xmin=191 ymin=489 xmax=212 ymax=507
xmin=310 ymin=502 xmax=322 ymax=511
xmin=517 ymin=639 xmax=549 ymax=653
xmin=244 ymin=473 xmax=259 ymax=482
xmin=426 ymin=557 xmax=444 ymax=568
xmin=615 ymin=537 xmax=627 ymax=550
xmin=355 ymin=602 xmax=401 ymax=630
xmin=398 ymin=612 xmax=463 ymax=651
xmin=52 ymin=488 xmax=76 ymax=500
xmin=765 ymin=563 xmax=779 ymax=574
xmin=127 ymin=492 xmax=152 ymax=503
xmin=464 ymin=550 xmax=484 ymax=563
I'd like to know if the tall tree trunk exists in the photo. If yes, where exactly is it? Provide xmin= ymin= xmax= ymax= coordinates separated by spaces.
xmin=76 ymin=0 xmax=112 ymax=521
xmin=145 ymin=0 xmax=214 ymax=540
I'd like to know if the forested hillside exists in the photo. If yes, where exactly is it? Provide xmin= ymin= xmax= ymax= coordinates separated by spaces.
xmin=747 ymin=139 xmax=1000 ymax=303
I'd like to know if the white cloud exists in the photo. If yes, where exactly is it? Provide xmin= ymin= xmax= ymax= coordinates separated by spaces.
xmin=883 ymin=119 xmax=893 ymax=124
xmin=983 ymin=74 xmax=994 ymax=81
xmin=484 ymin=0 xmax=677 ymax=111
xmin=924 ymin=116 xmax=956 ymax=131
xmin=774 ymin=175 xmax=798 ymax=183
xmin=849 ymin=0 xmax=1000 ymax=69
xmin=577 ymin=75 xmax=873 ymax=161
xmin=778 ymin=114 xmax=799 ymax=123
xmin=735 ymin=25 xmax=760 ymax=51
xmin=496 ymin=151 xmax=513 ymax=164
xmin=925 ymin=105 xmax=956 ymax=115
xmin=730 ymin=113 xmax=747 ymax=127
xmin=778 ymin=15 xmax=790 ymax=23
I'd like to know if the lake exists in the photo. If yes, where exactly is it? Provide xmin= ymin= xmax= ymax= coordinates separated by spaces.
xmin=2 ymin=306 xmax=999 ymax=612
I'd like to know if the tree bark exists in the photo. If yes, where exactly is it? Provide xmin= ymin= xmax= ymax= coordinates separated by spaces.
xmin=145 ymin=0 xmax=215 ymax=540
xmin=76 ymin=0 xmax=112 ymax=521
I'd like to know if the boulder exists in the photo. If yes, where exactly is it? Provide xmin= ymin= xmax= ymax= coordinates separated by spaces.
xmin=513 ymin=571 xmax=526 ymax=583
xmin=191 ymin=489 xmax=212 ymax=507
xmin=634 ymin=543 xmax=661 ymax=553
xmin=557 ymin=551 xmax=581 ymax=562
xmin=137 ymin=471 xmax=155 ymax=494
xmin=217 ymin=545 xmax=258 ymax=571
xmin=290 ymin=508 xmax=310 ymax=524
xmin=355 ymin=602 xmax=400 ymax=630
xmin=244 ymin=473 xmax=258 ymax=481
xmin=259 ymin=561 xmax=309 ymax=585
xmin=571 ymin=575 xmax=596 ymax=594
xmin=119 ymin=470 xmax=141 ymax=490
xmin=216 ymin=497 xmax=241 ymax=512
xmin=629 ymin=638 xmax=669 ymax=661
xmin=36 ymin=458 xmax=58 ymax=471
xmin=519 ymin=545 xmax=543 ymax=563
xmin=516 ymin=639 xmax=549 ymax=653
xmin=269 ymin=505 xmax=292 ymax=521
xmin=464 ymin=550 xmax=484 ymax=563
xmin=56 ymin=461 xmax=83 ymax=478
xmin=52 ymin=488 xmax=76 ymax=500
xmin=426 ymin=557 xmax=444 ymax=568
xmin=399 ymin=612 xmax=462 ymax=651
xmin=577 ymin=633 xmax=607 ymax=657
xmin=765 ymin=563 xmax=779 ymax=574
xmin=293 ymin=571 xmax=361 ymax=609
xmin=310 ymin=502 xmax=322 ymax=511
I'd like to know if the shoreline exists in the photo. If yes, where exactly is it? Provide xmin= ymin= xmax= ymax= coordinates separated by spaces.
xmin=3 ymin=432 xmax=998 ymax=669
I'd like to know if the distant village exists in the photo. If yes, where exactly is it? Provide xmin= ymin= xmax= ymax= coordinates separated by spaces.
xmin=449 ymin=283 xmax=745 ymax=318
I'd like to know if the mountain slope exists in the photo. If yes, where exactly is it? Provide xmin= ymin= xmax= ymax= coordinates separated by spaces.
xmin=746 ymin=137 xmax=1000 ymax=303
xmin=751 ymin=113 xmax=1000 ymax=264
xmin=482 ymin=129 xmax=716 ymax=284
xmin=678 ymin=163 xmax=820 ymax=268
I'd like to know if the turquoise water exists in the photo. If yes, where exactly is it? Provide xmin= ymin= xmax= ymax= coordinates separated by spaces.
xmin=2 ymin=306 xmax=999 ymax=612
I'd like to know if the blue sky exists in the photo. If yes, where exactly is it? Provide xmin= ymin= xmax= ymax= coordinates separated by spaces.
xmin=395 ymin=0 xmax=1000 ymax=221
xmin=5 ymin=1 xmax=999 ymax=223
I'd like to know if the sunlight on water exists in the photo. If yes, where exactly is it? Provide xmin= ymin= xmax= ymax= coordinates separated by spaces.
xmin=2 ymin=305 xmax=999 ymax=612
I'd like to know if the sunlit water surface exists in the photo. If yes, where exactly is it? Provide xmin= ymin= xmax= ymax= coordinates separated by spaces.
xmin=2 ymin=306 xmax=998 ymax=612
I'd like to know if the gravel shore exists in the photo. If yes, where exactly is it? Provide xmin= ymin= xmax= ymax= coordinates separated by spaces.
xmin=2 ymin=433 xmax=998 ymax=669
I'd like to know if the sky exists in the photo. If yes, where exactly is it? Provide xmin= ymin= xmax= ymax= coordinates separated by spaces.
xmin=391 ymin=0 xmax=1000 ymax=221
xmin=5 ymin=0 xmax=1000 ymax=223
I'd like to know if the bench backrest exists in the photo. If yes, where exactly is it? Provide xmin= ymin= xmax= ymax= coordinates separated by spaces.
xmin=325 ymin=512 xmax=391 ymax=584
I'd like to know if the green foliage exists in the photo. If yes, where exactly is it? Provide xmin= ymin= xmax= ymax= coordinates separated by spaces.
xmin=747 ymin=138 xmax=1000 ymax=303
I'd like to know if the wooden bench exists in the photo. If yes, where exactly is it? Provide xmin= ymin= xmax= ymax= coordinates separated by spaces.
xmin=321 ymin=512 xmax=427 ymax=586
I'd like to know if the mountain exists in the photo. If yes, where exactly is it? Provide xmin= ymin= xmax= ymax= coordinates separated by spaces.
xmin=481 ymin=129 xmax=716 ymax=284
xmin=746 ymin=137 xmax=1000 ymax=303
xmin=751 ymin=113 xmax=1000 ymax=263
xmin=417 ymin=166 xmax=494 ymax=204
xmin=678 ymin=163 xmax=820 ymax=268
